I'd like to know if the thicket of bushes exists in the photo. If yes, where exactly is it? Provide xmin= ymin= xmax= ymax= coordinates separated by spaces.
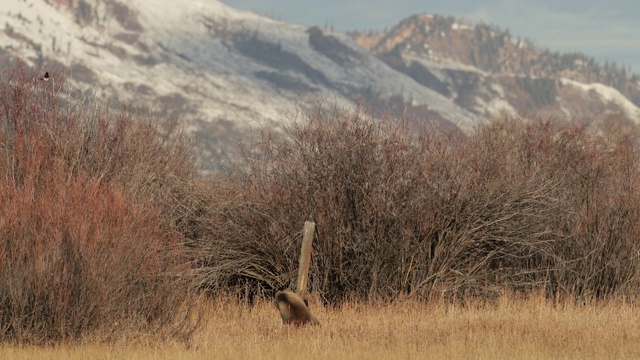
xmin=2 ymin=63 xmax=640 ymax=343
xmin=197 ymin=105 xmax=640 ymax=304
xmin=0 ymin=63 xmax=202 ymax=343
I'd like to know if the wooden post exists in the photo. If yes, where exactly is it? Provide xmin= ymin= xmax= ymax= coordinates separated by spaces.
xmin=296 ymin=221 xmax=315 ymax=300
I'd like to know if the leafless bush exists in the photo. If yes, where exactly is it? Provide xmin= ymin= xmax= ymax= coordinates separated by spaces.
xmin=0 ymin=62 xmax=201 ymax=343
xmin=195 ymin=105 xmax=640 ymax=304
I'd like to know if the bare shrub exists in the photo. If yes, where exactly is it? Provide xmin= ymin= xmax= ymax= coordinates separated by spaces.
xmin=0 ymin=62 xmax=200 ymax=343
xmin=195 ymin=105 xmax=640 ymax=303
xmin=542 ymin=125 xmax=640 ymax=300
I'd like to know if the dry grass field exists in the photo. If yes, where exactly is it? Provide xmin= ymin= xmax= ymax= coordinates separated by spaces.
xmin=2 ymin=294 xmax=640 ymax=360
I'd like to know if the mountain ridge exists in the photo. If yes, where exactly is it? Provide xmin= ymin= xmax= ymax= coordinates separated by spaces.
xmin=350 ymin=13 xmax=640 ymax=117
xmin=1 ymin=1 xmax=639 ymax=169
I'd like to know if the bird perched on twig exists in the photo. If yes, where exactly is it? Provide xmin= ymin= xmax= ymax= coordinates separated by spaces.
xmin=40 ymin=72 xmax=49 ymax=81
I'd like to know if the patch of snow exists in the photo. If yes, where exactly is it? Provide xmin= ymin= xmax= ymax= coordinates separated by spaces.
xmin=490 ymin=83 xmax=505 ymax=98
xmin=451 ymin=23 xmax=472 ymax=31
xmin=560 ymin=78 xmax=640 ymax=122
xmin=405 ymin=54 xmax=487 ymax=75
xmin=475 ymin=96 xmax=516 ymax=117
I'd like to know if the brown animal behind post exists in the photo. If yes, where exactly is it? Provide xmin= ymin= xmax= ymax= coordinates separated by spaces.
xmin=275 ymin=290 xmax=320 ymax=326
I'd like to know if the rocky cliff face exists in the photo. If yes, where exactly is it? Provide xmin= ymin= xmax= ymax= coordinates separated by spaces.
xmin=351 ymin=14 xmax=640 ymax=126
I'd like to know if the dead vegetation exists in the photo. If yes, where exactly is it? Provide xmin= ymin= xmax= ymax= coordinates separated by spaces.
xmin=1 ymin=62 xmax=640 ymax=346
xmin=0 ymin=61 xmax=202 ymax=343
xmin=195 ymin=104 xmax=640 ymax=304
xmin=3 ymin=294 xmax=640 ymax=359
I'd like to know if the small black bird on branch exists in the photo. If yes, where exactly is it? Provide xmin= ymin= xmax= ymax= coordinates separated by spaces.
xmin=40 ymin=72 xmax=49 ymax=81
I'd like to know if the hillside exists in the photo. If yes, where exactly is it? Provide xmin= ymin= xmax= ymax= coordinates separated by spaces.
xmin=350 ymin=14 xmax=640 ymax=126
xmin=1 ymin=1 xmax=639 ymax=169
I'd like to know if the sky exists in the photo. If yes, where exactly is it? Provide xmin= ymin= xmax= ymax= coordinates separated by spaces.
xmin=220 ymin=0 xmax=640 ymax=73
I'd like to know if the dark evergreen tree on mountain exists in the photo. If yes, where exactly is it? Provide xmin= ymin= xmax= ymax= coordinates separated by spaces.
xmin=517 ymin=76 xmax=557 ymax=107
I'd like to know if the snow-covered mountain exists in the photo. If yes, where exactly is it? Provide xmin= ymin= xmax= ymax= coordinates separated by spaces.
xmin=1 ymin=1 xmax=639 ymax=169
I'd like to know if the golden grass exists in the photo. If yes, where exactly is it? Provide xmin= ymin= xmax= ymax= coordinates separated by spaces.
xmin=2 ymin=293 xmax=640 ymax=360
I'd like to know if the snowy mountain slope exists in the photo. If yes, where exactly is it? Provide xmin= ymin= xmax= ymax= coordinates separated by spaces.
xmin=2 ymin=1 xmax=639 ymax=169
xmin=559 ymin=78 xmax=640 ymax=121
xmin=0 ymin=0 xmax=483 ymax=170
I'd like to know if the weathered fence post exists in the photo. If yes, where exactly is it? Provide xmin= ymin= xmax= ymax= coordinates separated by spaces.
xmin=275 ymin=221 xmax=320 ymax=325
xmin=296 ymin=221 xmax=315 ymax=300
